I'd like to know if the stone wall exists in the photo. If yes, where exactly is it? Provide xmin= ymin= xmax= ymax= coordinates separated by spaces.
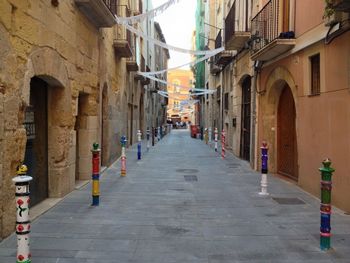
xmin=0 ymin=0 xmax=159 ymax=239
xmin=0 ymin=0 xmax=106 ymax=238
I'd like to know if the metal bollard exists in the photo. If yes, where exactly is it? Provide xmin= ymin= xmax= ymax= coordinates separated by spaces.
xmin=120 ymin=135 xmax=127 ymax=177
xmin=319 ymin=158 xmax=335 ymax=251
xmin=146 ymin=127 xmax=150 ymax=151
xmin=259 ymin=141 xmax=269 ymax=196
xmin=208 ymin=127 xmax=212 ymax=143
xmin=152 ymin=127 xmax=155 ymax=146
xmin=137 ymin=130 xmax=142 ymax=160
xmin=91 ymin=143 xmax=101 ymax=206
xmin=214 ymin=127 xmax=218 ymax=152
xmin=13 ymin=164 xmax=33 ymax=263
xmin=221 ymin=129 xmax=226 ymax=159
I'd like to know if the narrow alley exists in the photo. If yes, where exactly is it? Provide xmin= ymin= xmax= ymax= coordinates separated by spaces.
xmin=1 ymin=130 xmax=350 ymax=262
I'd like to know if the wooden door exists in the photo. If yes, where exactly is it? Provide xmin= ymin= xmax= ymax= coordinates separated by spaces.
xmin=240 ymin=77 xmax=251 ymax=161
xmin=24 ymin=77 xmax=48 ymax=206
xmin=277 ymin=85 xmax=298 ymax=180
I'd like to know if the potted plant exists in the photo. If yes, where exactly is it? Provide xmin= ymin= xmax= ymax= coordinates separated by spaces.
xmin=323 ymin=0 xmax=340 ymax=26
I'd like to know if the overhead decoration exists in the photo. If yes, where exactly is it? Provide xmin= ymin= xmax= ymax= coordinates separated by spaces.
xmin=115 ymin=0 xmax=181 ymax=24
xmin=122 ymin=22 xmax=224 ymax=55
xmin=139 ymin=48 xmax=225 ymax=76
xmin=180 ymin=100 xmax=199 ymax=105
xmin=157 ymin=90 xmax=169 ymax=98
xmin=138 ymin=72 xmax=216 ymax=94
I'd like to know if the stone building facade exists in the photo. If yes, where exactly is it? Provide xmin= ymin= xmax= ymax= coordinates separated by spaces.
xmin=199 ymin=0 xmax=350 ymax=212
xmin=0 ymin=0 xmax=168 ymax=239
xmin=167 ymin=70 xmax=195 ymax=124
xmin=253 ymin=0 xmax=350 ymax=211
xmin=201 ymin=0 xmax=256 ymax=166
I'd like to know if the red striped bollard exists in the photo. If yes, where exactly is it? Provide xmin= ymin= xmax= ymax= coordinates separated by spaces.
xmin=91 ymin=143 xmax=100 ymax=206
xmin=221 ymin=129 xmax=226 ymax=159
xmin=12 ymin=164 xmax=33 ymax=263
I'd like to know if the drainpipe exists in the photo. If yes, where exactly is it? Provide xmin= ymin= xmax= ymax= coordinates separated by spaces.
xmin=146 ymin=0 xmax=151 ymax=131
xmin=251 ymin=61 xmax=262 ymax=169
xmin=220 ymin=71 xmax=223 ymax=132
xmin=220 ymin=0 xmax=225 ymax=132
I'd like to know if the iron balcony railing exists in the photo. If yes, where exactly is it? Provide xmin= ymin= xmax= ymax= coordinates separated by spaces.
xmin=251 ymin=0 xmax=294 ymax=53
xmin=225 ymin=1 xmax=236 ymax=45
xmin=140 ymin=56 xmax=145 ymax=72
xmin=214 ymin=30 xmax=222 ymax=63
xmin=103 ymin=0 xmax=118 ymax=15
xmin=126 ymin=39 xmax=136 ymax=62
xmin=225 ymin=0 xmax=249 ymax=45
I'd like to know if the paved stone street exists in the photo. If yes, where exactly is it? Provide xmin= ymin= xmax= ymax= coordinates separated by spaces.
xmin=1 ymin=130 xmax=350 ymax=262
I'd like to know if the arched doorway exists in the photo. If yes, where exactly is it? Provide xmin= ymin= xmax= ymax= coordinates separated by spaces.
xmin=75 ymin=92 xmax=90 ymax=182
xmin=240 ymin=76 xmax=251 ymax=161
xmin=139 ymin=93 xmax=144 ymax=132
xmin=23 ymin=48 xmax=73 ymax=199
xmin=128 ymin=94 xmax=134 ymax=145
xmin=101 ymin=85 xmax=109 ymax=166
xmin=277 ymin=84 xmax=298 ymax=180
xmin=24 ymin=77 xmax=49 ymax=206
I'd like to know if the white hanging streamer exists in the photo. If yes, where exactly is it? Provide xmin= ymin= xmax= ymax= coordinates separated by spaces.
xmin=157 ymin=90 xmax=169 ymax=98
xmin=121 ymin=22 xmax=224 ymax=55
xmin=115 ymin=0 xmax=181 ymax=24
xmin=180 ymin=99 xmax=199 ymax=105
xmin=138 ymin=72 xmax=216 ymax=94
xmin=140 ymin=47 xmax=226 ymax=76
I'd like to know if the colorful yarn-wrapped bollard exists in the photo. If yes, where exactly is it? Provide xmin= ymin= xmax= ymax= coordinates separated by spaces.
xmin=221 ymin=130 xmax=226 ymax=159
xmin=91 ymin=143 xmax=101 ymax=206
xmin=120 ymin=135 xmax=127 ymax=177
xmin=259 ymin=141 xmax=269 ymax=196
xmin=319 ymin=158 xmax=335 ymax=251
xmin=146 ymin=127 xmax=150 ymax=151
xmin=214 ymin=128 xmax=218 ymax=152
xmin=13 ymin=164 xmax=33 ymax=263
xmin=137 ymin=130 xmax=142 ymax=160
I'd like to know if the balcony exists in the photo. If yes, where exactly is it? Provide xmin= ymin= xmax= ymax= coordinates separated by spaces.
xmin=209 ymin=56 xmax=221 ymax=75
xmin=214 ymin=30 xmax=234 ymax=67
xmin=126 ymin=37 xmax=139 ymax=72
xmin=251 ymin=0 xmax=296 ymax=61
xmin=114 ymin=4 xmax=132 ymax=58
xmin=74 ymin=0 xmax=117 ymax=28
xmin=133 ymin=0 xmax=143 ymax=15
xmin=225 ymin=0 xmax=251 ymax=50
xmin=126 ymin=42 xmax=138 ymax=72
xmin=332 ymin=0 xmax=350 ymax=12
xmin=135 ymin=56 xmax=145 ymax=81
xmin=141 ymin=66 xmax=151 ymax=85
